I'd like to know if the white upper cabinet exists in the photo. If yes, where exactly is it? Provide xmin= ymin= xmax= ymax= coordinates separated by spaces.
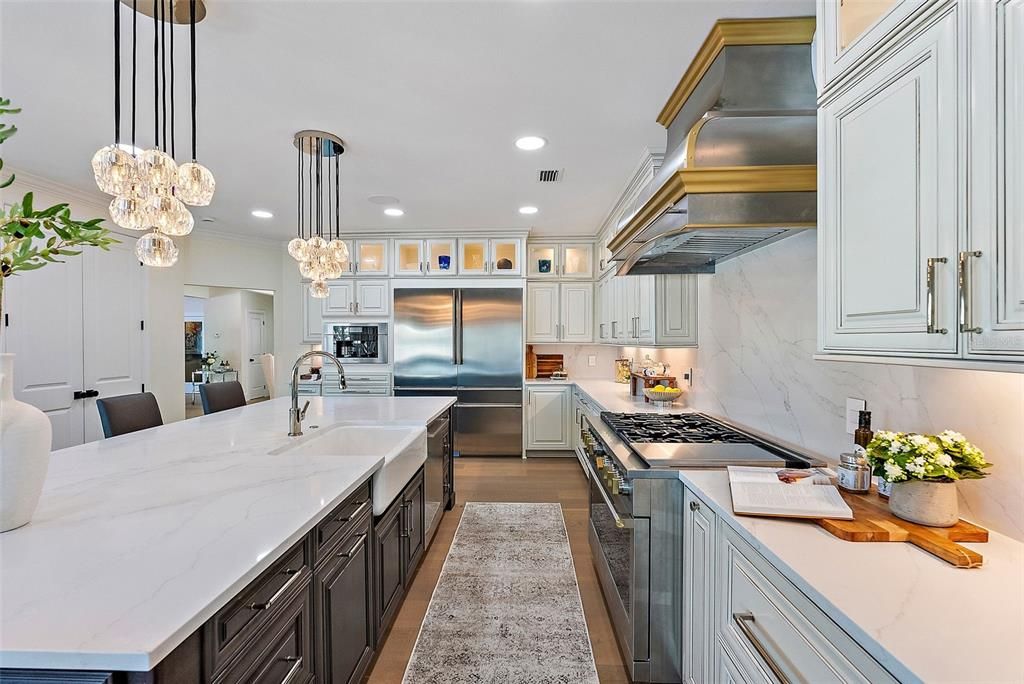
xmin=595 ymin=273 xmax=696 ymax=347
xmin=965 ymin=0 xmax=1024 ymax=359
xmin=353 ymin=239 xmax=389 ymax=276
xmin=526 ymin=242 xmax=594 ymax=279
xmin=322 ymin=279 xmax=389 ymax=317
xmin=526 ymin=282 xmax=593 ymax=343
xmin=425 ymin=239 xmax=457 ymax=276
xmin=819 ymin=5 xmax=960 ymax=356
xmin=656 ymin=275 xmax=699 ymax=346
xmin=459 ymin=238 xmax=523 ymax=276
xmin=393 ymin=239 xmax=425 ymax=276
xmin=323 ymin=280 xmax=357 ymax=315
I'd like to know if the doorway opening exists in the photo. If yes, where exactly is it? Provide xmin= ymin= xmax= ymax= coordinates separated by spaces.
xmin=184 ymin=285 xmax=275 ymax=419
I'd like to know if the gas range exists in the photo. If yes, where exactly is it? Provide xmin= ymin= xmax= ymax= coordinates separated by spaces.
xmin=600 ymin=411 xmax=822 ymax=469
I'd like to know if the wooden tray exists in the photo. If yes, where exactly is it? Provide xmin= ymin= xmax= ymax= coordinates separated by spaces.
xmin=536 ymin=354 xmax=564 ymax=379
xmin=816 ymin=489 xmax=988 ymax=568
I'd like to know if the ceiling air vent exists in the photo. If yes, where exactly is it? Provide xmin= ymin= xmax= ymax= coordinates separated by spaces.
xmin=537 ymin=169 xmax=563 ymax=183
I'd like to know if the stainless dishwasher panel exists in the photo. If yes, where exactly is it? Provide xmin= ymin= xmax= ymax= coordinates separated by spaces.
xmin=455 ymin=388 xmax=522 ymax=457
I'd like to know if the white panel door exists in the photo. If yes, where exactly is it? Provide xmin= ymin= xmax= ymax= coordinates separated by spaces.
xmin=560 ymin=282 xmax=593 ymax=343
xmin=613 ymin=276 xmax=629 ymax=342
xmin=635 ymin=275 xmax=656 ymax=344
xmin=245 ymin=310 xmax=267 ymax=400
xmin=525 ymin=386 xmax=571 ymax=449
xmin=683 ymin=487 xmax=717 ymax=684
xmin=657 ymin=275 xmax=699 ymax=346
xmin=82 ymin=240 xmax=145 ymax=443
xmin=820 ymin=7 xmax=960 ymax=355
xmin=3 ymin=257 xmax=84 ymax=449
xmin=596 ymin=276 xmax=612 ymax=342
xmin=301 ymin=283 xmax=322 ymax=343
xmin=967 ymin=0 xmax=1024 ymax=358
xmin=355 ymin=280 xmax=389 ymax=316
xmin=526 ymin=282 xmax=559 ymax=343
xmin=323 ymin=281 xmax=355 ymax=315
xmin=393 ymin=239 xmax=425 ymax=276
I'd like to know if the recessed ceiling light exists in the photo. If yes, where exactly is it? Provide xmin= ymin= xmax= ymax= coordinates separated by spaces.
xmin=251 ymin=209 xmax=273 ymax=219
xmin=519 ymin=206 xmax=539 ymax=215
xmin=515 ymin=136 xmax=546 ymax=151
xmin=384 ymin=207 xmax=404 ymax=217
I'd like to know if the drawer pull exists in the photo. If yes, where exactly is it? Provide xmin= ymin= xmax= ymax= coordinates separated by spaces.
xmin=336 ymin=533 xmax=367 ymax=559
xmin=334 ymin=499 xmax=371 ymax=524
xmin=926 ymin=257 xmax=948 ymax=335
xmin=732 ymin=612 xmax=791 ymax=684
xmin=689 ymin=500 xmax=700 ymax=512
xmin=958 ymin=250 xmax=983 ymax=334
xmin=280 ymin=656 xmax=303 ymax=684
xmin=249 ymin=568 xmax=303 ymax=611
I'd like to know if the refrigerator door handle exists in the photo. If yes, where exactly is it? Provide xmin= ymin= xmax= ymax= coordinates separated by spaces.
xmin=454 ymin=290 xmax=463 ymax=365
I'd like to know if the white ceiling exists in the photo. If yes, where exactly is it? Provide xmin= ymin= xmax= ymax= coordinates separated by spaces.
xmin=1 ymin=0 xmax=812 ymax=241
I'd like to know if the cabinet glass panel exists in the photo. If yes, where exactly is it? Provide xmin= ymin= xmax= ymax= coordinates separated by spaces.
xmin=839 ymin=0 xmax=898 ymax=49
xmin=562 ymin=244 xmax=593 ymax=278
xmin=527 ymin=244 xmax=557 ymax=277
xmin=460 ymin=240 xmax=487 ymax=274
xmin=356 ymin=241 xmax=387 ymax=274
xmin=491 ymin=239 xmax=520 ymax=275
xmin=395 ymin=241 xmax=423 ymax=274
xmin=426 ymin=240 xmax=455 ymax=275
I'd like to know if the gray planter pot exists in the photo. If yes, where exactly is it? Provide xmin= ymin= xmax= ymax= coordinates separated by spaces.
xmin=889 ymin=480 xmax=959 ymax=527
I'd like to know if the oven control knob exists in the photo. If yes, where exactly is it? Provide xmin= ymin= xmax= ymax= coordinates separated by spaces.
xmin=619 ymin=480 xmax=632 ymax=494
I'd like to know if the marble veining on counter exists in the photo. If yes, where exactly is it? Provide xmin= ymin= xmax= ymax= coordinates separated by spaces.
xmin=0 ymin=396 xmax=454 ymax=672
xmin=678 ymin=469 xmax=1024 ymax=684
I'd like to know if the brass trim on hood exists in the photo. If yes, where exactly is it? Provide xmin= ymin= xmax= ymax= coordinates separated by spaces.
xmin=606 ymin=164 xmax=817 ymax=253
xmin=656 ymin=17 xmax=816 ymax=127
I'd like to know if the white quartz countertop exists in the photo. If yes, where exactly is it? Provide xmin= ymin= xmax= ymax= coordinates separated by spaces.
xmin=0 ymin=396 xmax=454 ymax=672
xmin=677 ymin=470 xmax=1024 ymax=683
xmin=526 ymin=377 xmax=690 ymax=414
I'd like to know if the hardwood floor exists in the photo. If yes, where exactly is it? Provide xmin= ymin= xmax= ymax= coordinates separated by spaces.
xmin=365 ymin=456 xmax=631 ymax=684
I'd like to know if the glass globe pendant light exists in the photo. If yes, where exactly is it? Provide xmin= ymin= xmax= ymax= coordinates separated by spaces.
xmin=92 ymin=0 xmax=214 ymax=268
xmin=289 ymin=130 xmax=347 ymax=297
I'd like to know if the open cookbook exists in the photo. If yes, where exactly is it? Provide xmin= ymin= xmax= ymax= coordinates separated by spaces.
xmin=728 ymin=466 xmax=853 ymax=520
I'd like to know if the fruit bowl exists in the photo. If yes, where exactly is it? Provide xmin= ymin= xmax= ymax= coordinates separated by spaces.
xmin=643 ymin=387 xmax=683 ymax=404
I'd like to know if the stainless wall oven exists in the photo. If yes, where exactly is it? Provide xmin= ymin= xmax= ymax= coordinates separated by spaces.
xmin=323 ymin=322 xmax=389 ymax=364
xmin=583 ymin=415 xmax=682 ymax=683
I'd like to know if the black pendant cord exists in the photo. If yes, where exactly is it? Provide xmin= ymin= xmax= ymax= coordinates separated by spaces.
xmin=315 ymin=139 xmax=322 ymax=238
xmin=131 ymin=0 xmax=137 ymax=149
xmin=160 ymin=0 xmax=167 ymax=154
xmin=169 ymin=0 xmax=175 ymax=160
xmin=335 ymin=154 xmax=340 ymax=242
xmin=153 ymin=0 xmax=159 ymax=148
xmin=308 ymin=139 xmax=313 ymax=240
xmin=326 ymin=145 xmax=332 ymax=241
xmin=296 ymin=140 xmax=302 ymax=240
xmin=113 ymin=0 xmax=121 ymax=144
xmin=190 ymin=0 xmax=197 ymax=161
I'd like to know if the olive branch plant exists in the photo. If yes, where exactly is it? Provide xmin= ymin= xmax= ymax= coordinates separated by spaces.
xmin=1 ymin=98 xmax=118 ymax=332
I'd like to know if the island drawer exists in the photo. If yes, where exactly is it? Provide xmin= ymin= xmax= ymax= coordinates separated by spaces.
xmin=207 ymin=538 xmax=312 ymax=677
xmin=313 ymin=481 xmax=372 ymax=566
xmin=213 ymin=583 xmax=314 ymax=684
xmin=717 ymin=525 xmax=897 ymax=683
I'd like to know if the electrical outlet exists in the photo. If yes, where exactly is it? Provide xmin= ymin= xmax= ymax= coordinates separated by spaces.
xmin=587 ymin=355 xmax=596 ymax=367
xmin=683 ymin=367 xmax=693 ymax=387
xmin=846 ymin=398 xmax=866 ymax=434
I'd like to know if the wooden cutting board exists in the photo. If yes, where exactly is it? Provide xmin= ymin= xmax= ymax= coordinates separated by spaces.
xmin=817 ymin=489 xmax=988 ymax=568
xmin=536 ymin=354 xmax=564 ymax=379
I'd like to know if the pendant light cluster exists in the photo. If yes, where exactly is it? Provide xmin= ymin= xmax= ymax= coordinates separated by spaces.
xmin=287 ymin=131 xmax=349 ymax=298
xmin=91 ymin=0 xmax=214 ymax=268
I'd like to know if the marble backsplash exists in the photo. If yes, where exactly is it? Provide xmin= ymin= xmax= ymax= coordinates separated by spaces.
xmin=620 ymin=232 xmax=1024 ymax=542
xmin=527 ymin=343 xmax=623 ymax=379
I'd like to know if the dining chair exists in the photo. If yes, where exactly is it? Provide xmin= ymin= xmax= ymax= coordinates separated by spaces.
xmin=96 ymin=393 xmax=164 ymax=439
xmin=199 ymin=381 xmax=247 ymax=415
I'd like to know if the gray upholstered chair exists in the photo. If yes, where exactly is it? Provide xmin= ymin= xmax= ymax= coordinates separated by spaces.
xmin=96 ymin=393 xmax=164 ymax=438
xmin=199 ymin=380 xmax=247 ymax=415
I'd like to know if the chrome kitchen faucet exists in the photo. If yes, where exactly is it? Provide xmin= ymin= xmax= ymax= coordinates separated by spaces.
xmin=289 ymin=350 xmax=346 ymax=437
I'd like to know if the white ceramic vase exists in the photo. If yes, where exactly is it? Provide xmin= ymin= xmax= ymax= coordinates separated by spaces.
xmin=889 ymin=479 xmax=959 ymax=528
xmin=0 ymin=353 xmax=52 ymax=532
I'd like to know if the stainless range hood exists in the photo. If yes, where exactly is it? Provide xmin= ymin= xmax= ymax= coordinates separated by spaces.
xmin=609 ymin=17 xmax=817 ymax=275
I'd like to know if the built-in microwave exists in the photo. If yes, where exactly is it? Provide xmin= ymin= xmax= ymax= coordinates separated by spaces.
xmin=323 ymin=322 xmax=389 ymax=364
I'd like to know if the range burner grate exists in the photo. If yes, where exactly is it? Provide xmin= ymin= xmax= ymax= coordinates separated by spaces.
xmin=601 ymin=412 xmax=754 ymax=444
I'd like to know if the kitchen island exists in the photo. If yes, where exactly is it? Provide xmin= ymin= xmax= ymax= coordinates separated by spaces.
xmin=0 ymin=395 xmax=454 ymax=681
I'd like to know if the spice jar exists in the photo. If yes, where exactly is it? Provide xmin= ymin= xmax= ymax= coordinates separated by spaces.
xmin=837 ymin=451 xmax=872 ymax=493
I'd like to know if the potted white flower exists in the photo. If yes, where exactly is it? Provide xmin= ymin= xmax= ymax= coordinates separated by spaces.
xmin=865 ymin=430 xmax=992 ymax=527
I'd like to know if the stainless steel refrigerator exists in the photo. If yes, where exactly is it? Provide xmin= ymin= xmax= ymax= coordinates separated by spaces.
xmin=393 ymin=287 xmax=523 ymax=456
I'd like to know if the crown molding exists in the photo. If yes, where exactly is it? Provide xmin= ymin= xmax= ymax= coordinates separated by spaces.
xmin=5 ymin=167 xmax=111 ymax=210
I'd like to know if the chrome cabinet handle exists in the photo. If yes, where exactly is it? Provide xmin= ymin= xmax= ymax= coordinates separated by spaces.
xmin=600 ymin=258 xmax=605 ymax=271
xmin=249 ymin=567 xmax=303 ymax=611
xmin=280 ymin=656 xmax=303 ymax=684
xmin=689 ymin=500 xmax=700 ymax=512
xmin=599 ymin=322 xmax=606 ymax=337
xmin=958 ymin=250 xmax=982 ymax=334
xmin=611 ymin=321 xmax=618 ymax=338
xmin=334 ymin=499 xmax=371 ymax=524
xmin=732 ymin=612 xmax=791 ymax=684
xmin=336 ymin=533 xmax=367 ymax=559
xmin=419 ymin=261 xmax=424 ymax=273
xmin=348 ymin=301 xmax=354 ymax=313
xmin=926 ymin=257 xmax=948 ymax=335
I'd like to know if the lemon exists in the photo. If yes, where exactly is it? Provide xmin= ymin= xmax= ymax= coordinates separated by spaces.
xmin=652 ymin=385 xmax=666 ymax=393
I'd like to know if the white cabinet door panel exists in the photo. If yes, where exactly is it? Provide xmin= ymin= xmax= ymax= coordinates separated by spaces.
xmin=683 ymin=487 xmax=716 ymax=684
xmin=967 ymin=0 xmax=1024 ymax=357
xmin=3 ymin=258 xmax=84 ymax=449
xmin=525 ymin=386 xmax=571 ymax=449
xmin=820 ymin=7 xmax=960 ymax=355
xmin=323 ymin=281 xmax=355 ymax=315
xmin=82 ymin=241 xmax=145 ymax=443
xmin=657 ymin=275 xmax=699 ymax=346
xmin=560 ymin=283 xmax=593 ymax=343
xmin=527 ymin=282 xmax=559 ymax=343
xmin=355 ymin=280 xmax=389 ymax=316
